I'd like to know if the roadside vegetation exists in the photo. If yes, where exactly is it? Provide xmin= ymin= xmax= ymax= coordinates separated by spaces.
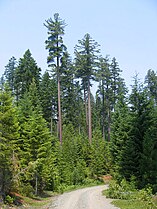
xmin=1 ymin=180 xmax=102 ymax=208
xmin=0 ymin=191 xmax=55 ymax=209
xmin=104 ymin=179 xmax=157 ymax=209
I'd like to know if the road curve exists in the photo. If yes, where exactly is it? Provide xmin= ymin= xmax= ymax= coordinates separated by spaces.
xmin=48 ymin=185 xmax=119 ymax=209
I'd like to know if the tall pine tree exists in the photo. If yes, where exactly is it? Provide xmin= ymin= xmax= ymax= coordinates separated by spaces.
xmin=44 ymin=13 xmax=67 ymax=144
xmin=74 ymin=33 xmax=100 ymax=143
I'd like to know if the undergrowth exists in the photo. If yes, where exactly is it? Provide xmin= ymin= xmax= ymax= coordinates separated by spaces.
xmin=0 ymin=191 xmax=55 ymax=209
xmin=104 ymin=179 xmax=157 ymax=209
xmin=57 ymin=178 xmax=103 ymax=193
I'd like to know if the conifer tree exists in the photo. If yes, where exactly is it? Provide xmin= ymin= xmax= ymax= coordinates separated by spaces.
xmin=96 ymin=56 xmax=126 ymax=140
xmin=145 ymin=69 xmax=157 ymax=103
xmin=140 ymin=99 xmax=157 ymax=191
xmin=0 ymin=75 xmax=5 ymax=90
xmin=60 ymin=52 xmax=85 ymax=131
xmin=3 ymin=56 xmax=17 ymax=94
xmin=17 ymin=82 xmax=52 ymax=195
xmin=39 ymin=71 xmax=58 ymax=133
xmin=110 ymin=101 xmax=131 ymax=179
xmin=96 ymin=56 xmax=111 ymax=140
xmin=90 ymin=130 xmax=111 ymax=177
xmin=14 ymin=49 xmax=41 ymax=101
xmin=60 ymin=52 xmax=75 ymax=124
xmin=110 ymin=57 xmax=122 ymax=110
xmin=0 ymin=85 xmax=19 ymax=199
xmin=44 ymin=13 xmax=67 ymax=144
xmin=121 ymin=76 xmax=150 ymax=184
xmin=74 ymin=33 xmax=100 ymax=143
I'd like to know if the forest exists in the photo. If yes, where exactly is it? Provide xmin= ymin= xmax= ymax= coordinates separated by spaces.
xmin=1 ymin=13 xmax=157 ymax=204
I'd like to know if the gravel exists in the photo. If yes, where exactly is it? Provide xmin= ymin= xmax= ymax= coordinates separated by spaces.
xmin=47 ymin=185 xmax=120 ymax=209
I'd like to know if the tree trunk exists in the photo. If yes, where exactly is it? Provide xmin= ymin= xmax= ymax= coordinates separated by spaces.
xmin=57 ymin=64 xmax=62 ymax=145
xmin=78 ymin=124 xmax=81 ymax=135
xmin=107 ymin=106 xmax=111 ymax=141
xmin=0 ymin=170 xmax=4 ymax=202
xmin=102 ymin=81 xmax=105 ymax=140
xmin=50 ymin=117 xmax=52 ymax=136
xmin=35 ymin=173 xmax=38 ymax=196
xmin=88 ymin=82 xmax=92 ymax=143
xmin=84 ymin=88 xmax=88 ymax=134
xmin=56 ymin=33 xmax=62 ymax=144
xmin=106 ymin=84 xmax=110 ymax=142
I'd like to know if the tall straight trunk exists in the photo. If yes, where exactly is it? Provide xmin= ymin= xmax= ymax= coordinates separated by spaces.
xmin=102 ymin=80 xmax=105 ymax=140
xmin=57 ymin=55 xmax=62 ymax=145
xmin=0 ymin=170 xmax=4 ymax=201
xmin=88 ymin=82 xmax=92 ymax=144
xmin=58 ymin=78 xmax=62 ymax=144
xmin=84 ymin=88 xmax=88 ymax=134
xmin=78 ymin=124 xmax=81 ymax=135
xmin=35 ymin=173 xmax=38 ymax=196
xmin=107 ymin=108 xmax=111 ymax=141
xmin=50 ymin=117 xmax=52 ymax=136
xmin=106 ymin=85 xmax=110 ymax=141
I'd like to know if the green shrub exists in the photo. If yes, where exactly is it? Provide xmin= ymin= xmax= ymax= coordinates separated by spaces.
xmin=136 ymin=187 xmax=156 ymax=209
xmin=105 ymin=179 xmax=157 ymax=209
xmin=105 ymin=179 xmax=136 ymax=200
xmin=5 ymin=195 xmax=14 ymax=205
xmin=20 ymin=183 xmax=34 ymax=197
xmin=137 ymin=187 xmax=152 ymax=202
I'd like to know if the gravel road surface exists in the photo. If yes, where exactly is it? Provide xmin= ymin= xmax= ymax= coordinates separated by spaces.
xmin=48 ymin=185 xmax=119 ymax=209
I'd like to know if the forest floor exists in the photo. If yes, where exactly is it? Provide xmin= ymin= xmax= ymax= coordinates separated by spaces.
xmin=46 ymin=185 xmax=119 ymax=209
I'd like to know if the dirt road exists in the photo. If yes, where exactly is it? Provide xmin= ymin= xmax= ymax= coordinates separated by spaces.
xmin=48 ymin=185 xmax=119 ymax=209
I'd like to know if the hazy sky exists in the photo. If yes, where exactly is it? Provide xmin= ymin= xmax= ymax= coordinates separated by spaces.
xmin=0 ymin=0 xmax=157 ymax=90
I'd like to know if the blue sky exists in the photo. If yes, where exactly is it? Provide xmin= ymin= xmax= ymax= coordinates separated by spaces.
xmin=0 ymin=0 xmax=157 ymax=90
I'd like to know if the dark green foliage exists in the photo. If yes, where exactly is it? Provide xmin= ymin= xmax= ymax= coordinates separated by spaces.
xmin=0 ymin=75 xmax=5 ymax=90
xmin=0 ymin=85 xmax=20 ymax=199
xmin=57 ymin=124 xmax=89 ymax=186
xmin=74 ymin=33 xmax=100 ymax=142
xmin=127 ymin=78 xmax=151 ymax=183
xmin=74 ymin=33 xmax=100 ymax=86
xmin=115 ymin=81 xmax=147 ymax=183
xmin=41 ymin=137 xmax=60 ymax=191
xmin=39 ymin=71 xmax=57 ymax=126
xmin=44 ymin=13 xmax=66 ymax=68
xmin=60 ymin=52 xmax=82 ymax=127
xmin=110 ymin=57 xmax=127 ymax=109
xmin=145 ymin=69 xmax=157 ymax=103
xmin=14 ymin=49 xmax=41 ymax=101
xmin=17 ymin=82 xmax=52 ymax=195
xmin=45 ymin=125 xmax=110 ymax=190
xmin=111 ymin=75 xmax=157 ymax=192
xmin=96 ymin=56 xmax=127 ymax=140
xmin=90 ymin=130 xmax=111 ymax=176
xmin=110 ymin=101 xmax=131 ymax=180
xmin=3 ymin=56 xmax=17 ymax=94
xmin=96 ymin=56 xmax=112 ymax=140
xmin=140 ymin=100 xmax=157 ymax=191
